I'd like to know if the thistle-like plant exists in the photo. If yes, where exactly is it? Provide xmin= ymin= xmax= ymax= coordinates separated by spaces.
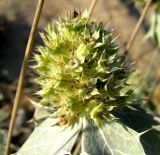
xmin=17 ymin=11 xmax=160 ymax=155
xmin=33 ymin=11 xmax=133 ymax=126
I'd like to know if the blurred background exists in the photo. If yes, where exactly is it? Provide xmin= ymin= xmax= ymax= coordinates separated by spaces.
xmin=0 ymin=0 xmax=159 ymax=153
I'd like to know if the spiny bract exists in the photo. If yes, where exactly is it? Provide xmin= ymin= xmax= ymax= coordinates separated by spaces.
xmin=33 ymin=11 xmax=133 ymax=126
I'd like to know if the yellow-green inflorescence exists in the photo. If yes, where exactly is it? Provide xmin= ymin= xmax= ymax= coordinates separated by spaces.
xmin=33 ymin=11 xmax=133 ymax=126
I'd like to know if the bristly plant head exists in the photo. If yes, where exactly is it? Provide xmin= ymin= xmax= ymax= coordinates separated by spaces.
xmin=33 ymin=11 xmax=134 ymax=126
xmin=17 ymin=10 xmax=160 ymax=155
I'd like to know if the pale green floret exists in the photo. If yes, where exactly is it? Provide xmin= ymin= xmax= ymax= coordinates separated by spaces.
xmin=33 ymin=11 xmax=133 ymax=126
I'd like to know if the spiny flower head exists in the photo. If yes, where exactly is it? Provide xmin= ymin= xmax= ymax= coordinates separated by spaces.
xmin=33 ymin=11 xmax=133 ymax=126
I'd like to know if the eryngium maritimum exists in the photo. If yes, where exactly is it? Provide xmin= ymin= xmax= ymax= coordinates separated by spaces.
xmin=33 ymin=11 xmax=133 ymax=126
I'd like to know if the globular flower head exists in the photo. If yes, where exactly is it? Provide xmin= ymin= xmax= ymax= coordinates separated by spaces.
xmin=33 ymin=11 xmax=133 ymax=126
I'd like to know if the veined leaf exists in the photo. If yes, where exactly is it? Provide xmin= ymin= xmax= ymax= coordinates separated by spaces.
xmin=17 ymin=118 xmax=82 ymax=155
xmin=82 ymin=118 xmax=146 ymax=155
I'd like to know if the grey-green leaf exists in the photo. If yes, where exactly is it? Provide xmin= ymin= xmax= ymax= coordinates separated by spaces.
xmin=146 ymin=11 xmax=160 ymax=46
xmin=17 ymin=118 xmax=82 ymax=155
xmin=82 ymin=118 xmax=146 ymax=155
xmin=33 ymin=104 xmax=53 ymax=123
xmin=0 ymin=129 xmax=7 ymax=155
xmin=113 ymin=105 xmax=160 ymax=155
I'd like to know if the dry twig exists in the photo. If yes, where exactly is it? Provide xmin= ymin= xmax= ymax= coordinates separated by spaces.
xmin=88 ymin=0 xmax=97 ymax=17
xmin=4 ymin=0 xmax=45 ymax=154
xmin=73 ymin=140 xmax=81 ymax=155
xmin=126 ymin=0 xmax=152 ymax=51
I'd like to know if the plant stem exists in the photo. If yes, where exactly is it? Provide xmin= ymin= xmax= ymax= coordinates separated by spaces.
xmin=126 ymin=0 xmax=152 ymax=51
xmin=73 ymin=140 xmax=81 ymax=155
xmin=88 ymin=0 xmax=97 ymax=17
xmin=4 ymin=0 xmax=44 ymax=155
